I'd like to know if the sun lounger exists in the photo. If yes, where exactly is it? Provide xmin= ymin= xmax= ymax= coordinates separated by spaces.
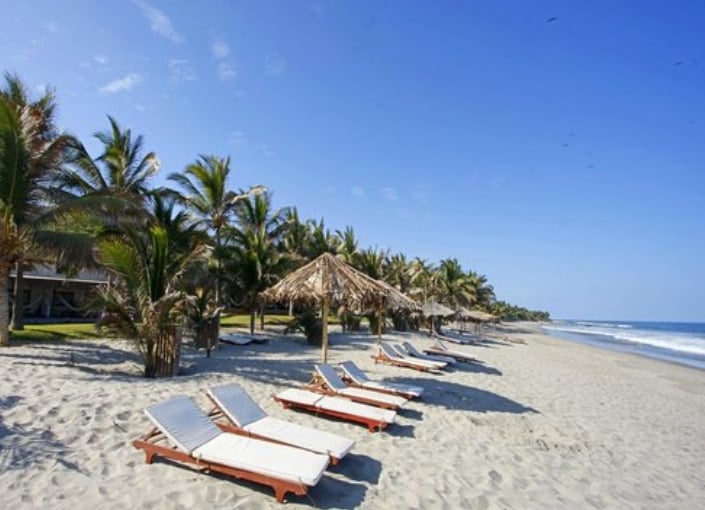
xmin=206 ymin=384 xmax=355 ymax=464
xmin=425 ymin=337 xmax=481 ymax=363
xmin=133 ymin=395 xmax=329 ymax=503
xmin=402 ymin=341 xmax=456 ymax=364
xmin=391 ymin=343 xmax=447 ymax=369
xmin=273 ymin=388 xmax=396 ymax=432
xmin=373 ymin=342 xmax=446 ymax=372
xmin=310 ymin=364 xmax=408 ymax=410
xmin=339 ymin=361 xmax=424 ymax=399
xmin=219 ymin=332 xmax=268 ymax=346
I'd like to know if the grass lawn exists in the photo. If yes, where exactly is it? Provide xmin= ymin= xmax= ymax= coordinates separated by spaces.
xmin=9 ymin=322 xmax=102 ymax=342
xmin=7 ymin=313 xmax=342 ymax=343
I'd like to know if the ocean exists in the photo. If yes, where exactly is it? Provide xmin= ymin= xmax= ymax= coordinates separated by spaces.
xmin=542 ymin=320 xmax=705 ymax=370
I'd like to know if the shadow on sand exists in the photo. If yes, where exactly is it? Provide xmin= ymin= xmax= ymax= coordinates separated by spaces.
xmin=385 ymin=377 xmax=538 ymax=414
xmin=0 ymin=395 xmax=87 ymax=474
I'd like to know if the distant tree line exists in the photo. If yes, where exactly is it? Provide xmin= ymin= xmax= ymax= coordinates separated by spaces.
xmin=0 ymin=73 xmax=550 ymax=374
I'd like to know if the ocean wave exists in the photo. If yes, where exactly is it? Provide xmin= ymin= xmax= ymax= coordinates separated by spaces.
xmin=543 ymin=324 xmax=705 ymax=357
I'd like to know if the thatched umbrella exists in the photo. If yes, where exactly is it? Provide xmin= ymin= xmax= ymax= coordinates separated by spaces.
xmin=421 ymin=301 xmax=454 ymax=335
xmin=373 ymin=279 xmax=420 ymax=342
xmin=261 ymin=253 xmax=401 ymax=362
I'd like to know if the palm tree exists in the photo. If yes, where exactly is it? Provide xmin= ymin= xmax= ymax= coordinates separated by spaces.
xmin=226 ymin=191 xmax=290 ymax=333
xmin=305 ymin=218 xmax=339 ymax=259
xmin=336 ymin=226 xmax=359 ymax=266
xmin=436 ymin=257 xmax=476 ymax=309
xmin=467 ymin=270 xmax=495 ymax=309
xmin=0 ymin=74 xmax=73 ymax=340
xmin=168 ymin=154 xmax=264 ymax=307
xmin=56 ymin=115 xmax=159 ymax=199
xmin=95 ymin=200 xmax=207 ymax=377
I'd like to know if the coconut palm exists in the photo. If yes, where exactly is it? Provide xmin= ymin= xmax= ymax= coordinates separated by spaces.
xmin=55 ymin=115 xmax=159 ymax=199
xmin=436 ymin=257 xmax=476 ymax=309
xmin=305 ymin=218 xmax=339 ymax=259
xmin=95 ymin=198 xmax=208 ymax=377
xmin=226 ymin=191 xmax=290 ymax=333
xmin=0 ymin=74 xmax=74 ymax=340
xmin=336 ymin=226 xmax=359 ymax=266
xmin=168 ymin=154 xmax=264 ymax=306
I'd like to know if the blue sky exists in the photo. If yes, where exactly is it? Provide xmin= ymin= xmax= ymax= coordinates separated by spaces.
xmin=2 ymin=0 xmax=704 ymax=321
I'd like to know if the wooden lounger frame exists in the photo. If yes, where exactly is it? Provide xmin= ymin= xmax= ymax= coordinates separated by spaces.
xmin=339 ymin=373 xmax=419 ymax=400
xmin=305 ymin=375 xmax=403 ymax=410
xmin=371 ymin=352 xmax=441 ymax=373
xmin=205 ymin=397 xmax=342 ymax=465
xmin=133 ymin=428 xmax=310 ymax=503
xmin=272 ymin=394 xmax=390 ymax=433
xmin=423 ymin=346 xmax=480 ymax=363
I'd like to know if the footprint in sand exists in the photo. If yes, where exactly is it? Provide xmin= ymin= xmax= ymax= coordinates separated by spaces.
xmin=489 ymin=470 xmax=503 ymax=485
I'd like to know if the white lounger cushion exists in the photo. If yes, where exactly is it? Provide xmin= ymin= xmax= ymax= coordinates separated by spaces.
xmin=340 ymin=361 xmax=424 ymax=397
xmin=337 ymin=387 xmax=407 ymax=407
xmin=244 ymin=416 xmax=354 ymax=460
xmin=208 ymin=383 xmax=355 ymax=459
xmin=381 ymin=343 xmax=445 ymax=369
xmin=192 ymin=433 xmax=328 ymax=486
xmin=314 ymin=364 xmax=407 ymax=407
xmin=145 ymin=395 xmax=223 ymax=453
xmin=431 ymin=339 xmax=476 ymax=360
xmin=403 ymin=342 xmax=456 ymax=364
xmin=277 ymin=388 xmax=396 ymax=424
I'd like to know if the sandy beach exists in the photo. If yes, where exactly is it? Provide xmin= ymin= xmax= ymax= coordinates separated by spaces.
xmin=2 ymin=323 xmax=705 ymax=509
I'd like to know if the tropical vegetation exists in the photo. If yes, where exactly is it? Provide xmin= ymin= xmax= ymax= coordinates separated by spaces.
xmin=0 ymin=73 xmax=550 ymax=374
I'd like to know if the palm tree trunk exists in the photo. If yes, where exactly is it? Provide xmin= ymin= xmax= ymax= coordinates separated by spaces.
xmin=249 ymin=309 xmax=256 ymax=335
xmin=10 ymin=262 xmax=24 ymax=330
xmin=214 ymin=228 xmax=221 ymax=307
xmin=0 ymin=268 xmax=10 ymax=346
xmin=259 ymin=305 xmax=265 ymax=331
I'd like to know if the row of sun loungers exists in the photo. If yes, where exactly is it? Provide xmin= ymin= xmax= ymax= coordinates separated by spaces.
xmin=134 ymin=340 xmax=480 ymax=502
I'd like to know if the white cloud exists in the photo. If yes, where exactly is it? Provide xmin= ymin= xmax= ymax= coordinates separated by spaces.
xmin=133 ymin=0 xmax=182 ymax=43
xmin=218 ymin=62 xmax=236 ymax=81
xmin=212 ymin=39 xmax=230 ymax=59
xmin=382 ymin=186 xmax=398 ymax=201
xmin=99 ymin=73 xmax=143 ymax=93
xmin=351 ymin=186 xmax=366 ymax=199
xmin=228 ymin=130 xmax=246 ymax=146
xmin=265 ymin=55 xmax=287 ymax=76
xmin=94 ymin=54 xmax=108 ymax=66
xmin=169 ymin=59 xmax=196 ymax=83
xmin=44 ymin=22 xmax=59 ymax=33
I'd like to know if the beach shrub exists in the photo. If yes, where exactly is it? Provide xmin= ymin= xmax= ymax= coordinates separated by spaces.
xmin=284 ymin=309 xmax=323 ymax=345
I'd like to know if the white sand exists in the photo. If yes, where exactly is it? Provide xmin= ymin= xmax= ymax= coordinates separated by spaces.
xmin=2 ymin=323 xmax=705 ymax=509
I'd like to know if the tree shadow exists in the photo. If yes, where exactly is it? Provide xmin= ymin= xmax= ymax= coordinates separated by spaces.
xmin=386 ymin=377 xmax=539 ymax=414
xmin=330 ymin=453 xmax=382 ymax=484
xmin=0 ymin=395 xmax=87 ymax=474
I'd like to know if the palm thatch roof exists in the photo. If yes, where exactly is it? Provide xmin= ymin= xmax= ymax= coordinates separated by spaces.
xmin=261 ymin=252 xmax=391 ymax=309
xmin=456 ymin=308 xmax=497 ymax=322
xmin=421 ymin=301 xmax=455 ymax=317
xmin=260 ymin=253 xmax=418 ymax=361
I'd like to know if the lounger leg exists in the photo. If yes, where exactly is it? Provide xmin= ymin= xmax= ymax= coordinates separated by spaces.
xmin=274 ymin=485 xmax=286 ymax=503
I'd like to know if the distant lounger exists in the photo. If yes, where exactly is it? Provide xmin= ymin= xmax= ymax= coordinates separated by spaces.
xmin=391 ymin=343 xmax=448 ymax=370
xmin=339 ymin=361 xmax=424 ymax=399
xmin=273 ymin=388 xmax=396 ymax=432
xmin=219 ymin=332 xmax=268 ymax=346
xmin=373 ymin=342 xmax=446 ymax=372
xmin=425 ymin=337 xmax=481 ymax=363
xmin=310 ymin=364 xmax=408 ymax=410
xmin=402 ymin=342 xmax=456 ymax=365
xmin=133 ymin=395 xmax=328 ymax=503
xmin=206 ymin=384 xmax=355 ymax=464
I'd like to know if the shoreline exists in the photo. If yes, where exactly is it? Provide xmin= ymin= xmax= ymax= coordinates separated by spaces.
xmin=2 ymin=323 xmax=705 ymax=508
